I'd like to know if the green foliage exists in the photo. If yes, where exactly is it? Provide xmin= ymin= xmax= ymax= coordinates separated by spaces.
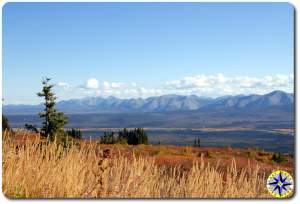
xmin=2 ymin=115 xmax=11 ymax=132
xmin=272 ymin=152 xmax=285 ymax=163
xmin=37 ymin=78 xmax=68 ymax=141
xmin=99 ymin=128 xmax=148 ymax=145
xmin=24 ymin=123 xmax=39 ymax=133
xmin=99 ymin=132 xmax=116 ymax=144
xmin=67 ymin=128 xmax=82 ymax=139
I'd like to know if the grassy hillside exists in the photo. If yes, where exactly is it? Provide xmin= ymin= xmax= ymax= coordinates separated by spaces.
xmin=2 ymin=131 xmax=294 ymax=198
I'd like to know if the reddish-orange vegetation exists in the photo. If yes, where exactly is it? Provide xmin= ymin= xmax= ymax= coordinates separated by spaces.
xmin=6 ymin=131 xmax=294 ymax=175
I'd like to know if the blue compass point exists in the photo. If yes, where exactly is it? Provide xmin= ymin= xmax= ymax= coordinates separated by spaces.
xmin=269 ymin=172 xmax=292 ymax=196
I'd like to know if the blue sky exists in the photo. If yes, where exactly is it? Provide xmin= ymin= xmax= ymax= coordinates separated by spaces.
xmin=3 ymin=2 xmax=294 ymax=104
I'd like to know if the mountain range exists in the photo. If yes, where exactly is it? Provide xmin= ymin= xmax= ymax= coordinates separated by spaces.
xmin=3 ymin=90 xmax=294 ymax=114
xmin=4 ymin=90 xmax=294 ymax=129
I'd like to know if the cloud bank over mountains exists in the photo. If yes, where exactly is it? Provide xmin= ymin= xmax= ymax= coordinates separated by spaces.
xmin=56 ymin=73 xmax=293 ymax=100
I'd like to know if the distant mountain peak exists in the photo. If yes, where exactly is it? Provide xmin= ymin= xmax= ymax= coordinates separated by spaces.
xmin=266 ymin=90 xmax=291 ymax=96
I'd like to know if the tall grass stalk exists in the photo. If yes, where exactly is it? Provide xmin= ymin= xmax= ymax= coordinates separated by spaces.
xmin=2 ymin=132 xmax=270 ymax=198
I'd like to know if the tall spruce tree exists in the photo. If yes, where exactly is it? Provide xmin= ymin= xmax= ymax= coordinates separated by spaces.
xmin=37 ymin=78 xmax=68 ymax=141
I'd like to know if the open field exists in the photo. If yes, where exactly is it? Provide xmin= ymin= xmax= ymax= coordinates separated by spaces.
xmin=79 ymin=128 xmax=294 ymax=154
xmin=2 ymin=131 xmax=294 ymax=198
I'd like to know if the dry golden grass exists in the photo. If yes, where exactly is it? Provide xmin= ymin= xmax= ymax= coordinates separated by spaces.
xmin=2 ymin=131 xmax=271 ymax=198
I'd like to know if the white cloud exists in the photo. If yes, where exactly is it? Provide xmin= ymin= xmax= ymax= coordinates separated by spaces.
xmin=85 ymin=78 xmax=99 ymax=89
xmin=57 ymin=82 xmax=70 ymax=90
xmin=165 ymin=74 xmax=293 ymax=97
xmin=103 ymin=81 xmax=110 ymax=90
xmin=103 ymin=81 xmax=124 ymax=90
xmin=56 ymin=78 xmax=101 ymax=99
xmin=165 ymin=73 xmax=229 ymax=90
xmin=55 ymin=74 xmax=294 ymax=100
xmin=111 ymin=82 xmax=123 ymax=88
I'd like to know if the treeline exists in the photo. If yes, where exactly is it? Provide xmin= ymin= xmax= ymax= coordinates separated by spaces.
xmin=99 ymin=128 xmax=148 ymax=145
xmin=66 ymin=128 xmax=82 ymax=139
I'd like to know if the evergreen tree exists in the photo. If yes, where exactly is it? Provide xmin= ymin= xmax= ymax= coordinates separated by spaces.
xmin=37 ymin=78 xmax=68 ymax=141
xmin=193 ymin=138 xmax=201 ymax=147
xmin=197 ymin=138 xmax=201 ymax=147
xmin=2 ymin=115 xmax=11 ymax=132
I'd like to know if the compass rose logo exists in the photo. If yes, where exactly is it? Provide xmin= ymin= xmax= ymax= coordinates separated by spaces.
xmin=266 ymin=170 xmax=294 ymax=198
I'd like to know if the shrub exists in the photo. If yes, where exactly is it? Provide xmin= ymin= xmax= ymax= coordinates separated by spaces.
xmin=24 ymin=124 xmax=39 ymax=133
xmin=272 ymin=153 xmax=285 ymax=163
xmin=245 ymin=150 xmax=256 ymax=159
